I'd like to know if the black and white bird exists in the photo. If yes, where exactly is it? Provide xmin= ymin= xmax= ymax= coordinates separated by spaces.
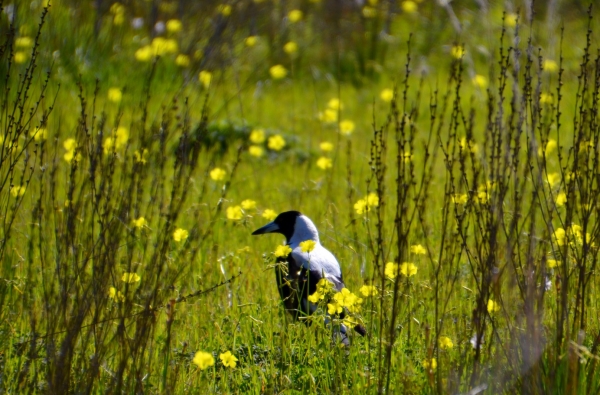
xmin=252 ymin=211 xmax=366 ymax=344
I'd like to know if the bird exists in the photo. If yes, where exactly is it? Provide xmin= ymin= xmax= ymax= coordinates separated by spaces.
xmin=252 ymin=210 xmax=366 ymax=345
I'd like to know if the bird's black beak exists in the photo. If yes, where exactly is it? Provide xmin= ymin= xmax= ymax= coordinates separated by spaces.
xmin=252 ymin=221 xmax=280 ymax=235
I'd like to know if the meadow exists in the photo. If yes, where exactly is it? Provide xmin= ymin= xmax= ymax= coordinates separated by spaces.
xmin=2 ymin=0 xmax=600 ymax=393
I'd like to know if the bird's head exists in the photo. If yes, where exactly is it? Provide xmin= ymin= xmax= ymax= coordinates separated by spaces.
xmin=252 ymin=210 xmax=302 ymax=243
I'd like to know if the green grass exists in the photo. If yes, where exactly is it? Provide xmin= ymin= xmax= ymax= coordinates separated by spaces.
xmin=2 ymin=1 xmax=600 ymax=393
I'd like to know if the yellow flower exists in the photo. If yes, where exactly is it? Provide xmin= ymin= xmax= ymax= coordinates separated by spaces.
xmin=543 ymin=59 xmax=559 ymax=73
xmin=173 ymin=228 xmax=189 ymax=242
xmin=380 ymin=88 xmax=394 ymax=102
xmin=540 ymin=93 xmax=553 ymax=104
xmin=218 ymin=4 xmax=232 ymax=16
xmin=553 ymin=228 xmax=566 ymax=246
xmin=122 ymin=272 xmax=141 ymax=283
xmin=422 ymin=358 xmax=437 ymax=371
xmin=108 ymin=87 xmax=122 ymax=103
xmin=135 ymin=45 xmax=153 ymax=62
xmin=339 ymin=120 xmax=355 ymax=135
xmin=210 ymin=167 xmax=226 ymax=181
xmin=318 ymin=108 xmax=338 ymax=123
xmin=316 ymin=156 xmax=332 ymax=170
xmin=115 ymin=127 xmax=128 ymax=147
xmin=262 ymin=209 xmax=277 ymax=221
xmin=320 ymin=141 xmax=334 ymax=152
xmin=134 ymin=149 xmax=149 ymax=164
xmin=505 ymin=13 xmax=518 ymax=27
xmin=327 ymin=98 xmax=343 ymax=110
xmin=274 ymin=245 xmax=292 ymax=258
xmin=401 ymin=1 xmax=417 ymax=13
xmin=366 ymin=192 xmax=379 ymax=207
xmin=538 ymin=138 xmax=557 ymax=156
xmin=199 ymin=71 xmax=212 ymax=88
xmin=249 ymin=129 xmax=265 ymax=144
xmin=108 ymin=287 xmax=125 ymax=302
xmin=245 ymin=36 xmax=258 ymax=47
xmin=193 ymin=351 xmax=215 ymax=370
xmin=452 ymin=194 xmax=468 ymax=204
xmin=354 ymin=199 xmax=369 ymax=214
xmin=226 ymin=206 xmax=243 ymax=220
xmin=385 ymin=262 xmax=398 ymax=279
xmin=450 ymin=45 xmax=466 ymax=59
xmin=359 ymin=285 xmax=378 ymax=297
xmin=410 ymin=244 xmax=426 ymax=255
xmin=547 ymin=259 xmax=560 ymax=268
xmin=14 ymin=52 xmax=28 ymax=64
xmin=487 ymin=299 xmax=501 ymax=313
xmin=132 ymin=217 xmax=147 ymax=228
xmin=268 ymin=135 xmax=286 ymax=151
xmin=241 ymin=199 xmax=256 ymax=210
xmin=166 ymin=19 xmax=182 ymax=33
xmin=362 ymin=6 xmax=376 ymax=18
xmin=400 ymin=262 xmax=417 ymax=277
xmin=151 ymin=37 xmax=178 ymax=55
xmin=327 ymin=302 xmax=343 ymax=315
xmin=175 ymin=54 xmax=190 ymax=67
xmin=332 ymin=288 xmax=362 ymax=311
xmin=459 ymin=137 xmax=479 ymax=154
xmin=220 ymin=350 xmax=238 ymax=368
xmin=555 ymin=192 xmax=566 ymax=207
xmin=472 ymin=75 xmax=488 ymax=89
xmin=288 ymin=9 xmax=303 ymax=23
xmin=300 ymin=240 xmax=316 ymax=253
xmin=249 ymin=145 xmax=264 ymax=157
xmin=269 ymin=64 xmax=288 ymax=79
xmin=546 ymin=172 xmax=560 ymax=187
xmin=307 ymin=291 xmax=323 ymax=304
xmin=283 ymin=41 xmax=298 ymax=55
xmin=10 ymin=185 xmax=26 ymax=197
xmin=33 ymin=128 xmax=47 ymax=141
xmin=439 ymin=336 xmax=453 ymax=349
xmin=15 ymin=37 xmax=33 ymax=48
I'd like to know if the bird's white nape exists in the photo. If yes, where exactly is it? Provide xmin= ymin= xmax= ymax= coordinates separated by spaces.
xmin=289 ymin=215 xmax=320 ymax=245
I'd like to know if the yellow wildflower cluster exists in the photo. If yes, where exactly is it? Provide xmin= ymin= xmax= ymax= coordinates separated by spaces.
xmin=329 ymin=288 xmax=363 ymax=314
xmin=274 ymin=245 xmax=292 ymax=258
xmin=269 ymin=65 xmax=287 ymax=80
xmin=193 ymin=351 xmax=215 ymax=370
xmin=538 ymin=139 xmax=557 ymax=157
xmin=553 ymin=224 xmax=594 ymax=248
xmin=132 ymin=217 xmax=147 ymax=228
xmin=10 ymin=185 xmax=26 ymax=198
xmin=268 ymin=135 xmax=286 ymax=151
xmin=210 ymin=167 xmax=226 ymax=181
xmin=63 ymin=138 xmax=81 ymax=163
xmin=226 ymin=206 xmax=243 ymax=220
xmin=262 ymin=209 xmax=277 ymax=221
xmin=439 ymin=336 xmax=453 ymax=349
xmin=122 ymin=272 xmax=141 ymax=283
xmin=380 ymin=88 xmax=394 ymax=102
xmin=410 ymin=244 xmax=427 ymax=255
xmin=135 ymin=37 xmax=178 ymax=62
xmin=104 ymin=127 xmax=129 ymax=155
xmin=422 ymin=358 xmax=437 ymax=371
xmin=299 ymin=240 xmax=316 ymax=253
xmin=108 ymin=286 xmax=125 ymax=302
xmin=487 ymin=299 xmax=501 ymax=313
xmin=385 ymin=262 xmax=417 ymax=279
xmin=173 ymin=228 xmax=189 ymax=242
xmin=354 ymin=192 xmax=379 ymax=214
xmin=307 ymin=278 xmax=334 ymax=304
xmin=318 ymin=98 xmax=343 ymax=124
xmin=220 ymin=350 xmax=238 ymax=368
xmin=359 ymin=284 xmax=378 ymax=297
